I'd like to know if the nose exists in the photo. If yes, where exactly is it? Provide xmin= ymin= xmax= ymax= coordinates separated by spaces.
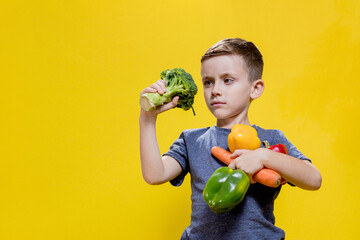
xmin=211 ymin=82 xmax=222 ymax=96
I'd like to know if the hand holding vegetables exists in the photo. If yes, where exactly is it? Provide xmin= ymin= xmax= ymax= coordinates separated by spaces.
xmin=212 ymin=124 xmax=290 ymax=188
xmin=203 ymin=125 xmax=290 ymax=214
xmin=140 ymin=68 xmax=198 ymax=115
xmin=211 ymin=146 xmax=283 ymax=188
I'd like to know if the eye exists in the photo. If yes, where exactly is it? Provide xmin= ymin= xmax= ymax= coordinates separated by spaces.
xmin=203 ymin=80 xmax=213 ymax=87
xmin=224 ymin=78 xmax=234 ymax=84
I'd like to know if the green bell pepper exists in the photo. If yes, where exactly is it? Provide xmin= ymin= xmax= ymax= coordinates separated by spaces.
xmin=203 ymin=167 xmax=250 ymax=214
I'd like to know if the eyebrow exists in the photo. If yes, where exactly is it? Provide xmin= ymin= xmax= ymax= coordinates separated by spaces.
xmin=220 ymin=73 xmax=237 ymax=78
xmin=202 ymin=73 xmax=236 ymax=81
xmin=202 ymin=76 xmax=213 ymax=81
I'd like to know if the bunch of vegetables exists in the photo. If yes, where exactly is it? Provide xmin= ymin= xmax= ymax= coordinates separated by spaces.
xmin=203 ymin=124 xmax=289 ymax=214
xmin=140 ymin=68 xmax=198 ymax=115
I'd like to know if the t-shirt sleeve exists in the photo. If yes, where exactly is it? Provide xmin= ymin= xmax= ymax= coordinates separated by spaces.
xmin=273 ymin=130 xmax=311 ymax=186
xmin=163 ymin=132 xmax=189 ymax=187
xmin=275 ymin=130 xmax=311 ymax=162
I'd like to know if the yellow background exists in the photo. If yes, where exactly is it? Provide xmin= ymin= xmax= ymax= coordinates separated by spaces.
xmin=1 ymin=0 xmax=359 ymax=239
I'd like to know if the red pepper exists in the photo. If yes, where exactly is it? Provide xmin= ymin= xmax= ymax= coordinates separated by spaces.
xmin=262 ymin=141 xmax=289 ymax=185
xmin=263 ymin=141 xmax=288 ymax=154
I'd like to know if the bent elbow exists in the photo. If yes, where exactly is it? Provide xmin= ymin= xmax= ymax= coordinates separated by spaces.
xmin=314 ymin=173 xmax=322 ymax=190
xmin=308 ymin=172 xmax=322 ymax=191
xmin=143 ymin=175 xmax=164 ymax=185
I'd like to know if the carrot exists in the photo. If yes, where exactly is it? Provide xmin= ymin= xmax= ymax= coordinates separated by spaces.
xmin=211 ymin=146 xmax=235 ymax=165
xmin=252 ymin=169 xmax=281 ymax=188
xmin=211 ymin=146 xmax=281 ymax=188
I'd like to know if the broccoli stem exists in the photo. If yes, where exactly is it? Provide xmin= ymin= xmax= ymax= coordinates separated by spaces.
xmin=140 ymin=92 xmax=171 ymax=111
xmin=191 ymin=106 xmax=196 ymax=116
xmin=140 ymin=94 xmax=155 ymax=111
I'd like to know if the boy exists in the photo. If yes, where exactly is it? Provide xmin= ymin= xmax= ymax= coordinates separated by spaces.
xmin=139 ymin=38 xmax=322 ymax=239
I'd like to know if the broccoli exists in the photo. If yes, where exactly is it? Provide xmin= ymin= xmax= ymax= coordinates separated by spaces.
xmin=140 ymin=68 xmax=198 ymax=115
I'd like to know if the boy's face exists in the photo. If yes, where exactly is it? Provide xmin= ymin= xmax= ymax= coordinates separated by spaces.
xmin=201 ymin=55 xmax=255 ymax=124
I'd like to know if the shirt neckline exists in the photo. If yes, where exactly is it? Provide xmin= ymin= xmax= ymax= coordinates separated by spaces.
xmin=212 ymin=124 xmax=259 ymax=131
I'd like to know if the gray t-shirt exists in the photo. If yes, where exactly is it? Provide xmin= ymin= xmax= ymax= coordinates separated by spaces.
xmin=164 ymin=125 xmax=310 ymax=240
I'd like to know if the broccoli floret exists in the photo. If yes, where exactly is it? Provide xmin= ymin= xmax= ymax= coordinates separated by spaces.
xmin=140 ymin=68 xmax=198 ymax=115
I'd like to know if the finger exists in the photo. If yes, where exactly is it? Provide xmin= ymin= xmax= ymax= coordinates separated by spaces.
xmin=140 ymin=86 xmax=157 ymax=95
xmin=228 ymin=161 xmax=235 ymax=169
xmin=145 ymin=80 xmax=166 ymax=95
xmin=154 ymin=80 xmax=167 ymax=94
xmin=230 ymin=149 xmax=247 ymax=158
xmin=140 ymin=84 xmax=162 ymax=95
xmin=172 ymin=96 xmax=179 ymax=105
xmin=151 ymin=82 xmax=166 ymax=95
xmin=157 ymin=80 xmax=167 ymax=91
xmin=238 ymin=168 xmax=255 ymax=183
xmin=156 ymin=96 xmax=179 ymax=113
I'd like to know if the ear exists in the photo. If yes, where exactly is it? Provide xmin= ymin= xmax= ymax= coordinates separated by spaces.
xmin=250 ymin=79 xmax=264 ymax=100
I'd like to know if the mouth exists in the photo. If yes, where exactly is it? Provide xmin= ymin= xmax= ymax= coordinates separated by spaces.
xmin=211 ymin=101 xmax=226 ymax=107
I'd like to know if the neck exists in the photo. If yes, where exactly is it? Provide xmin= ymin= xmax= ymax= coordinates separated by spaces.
xmin=216 ymin=111 xmax=251 ymax=129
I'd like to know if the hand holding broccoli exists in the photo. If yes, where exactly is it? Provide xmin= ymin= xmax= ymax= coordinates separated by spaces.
xmin=140 ymin=80 xmax=180 ymax=115
xmin=140 ymin=68 xmax=198 ymax=115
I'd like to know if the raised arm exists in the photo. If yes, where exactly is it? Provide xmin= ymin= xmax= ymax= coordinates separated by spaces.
xmin=139 ymin=80 xmax=183 ymax=185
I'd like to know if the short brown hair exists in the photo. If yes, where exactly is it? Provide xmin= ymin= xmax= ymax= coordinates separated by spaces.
xmin=201 ymin=38 xmax=263 ymax=81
